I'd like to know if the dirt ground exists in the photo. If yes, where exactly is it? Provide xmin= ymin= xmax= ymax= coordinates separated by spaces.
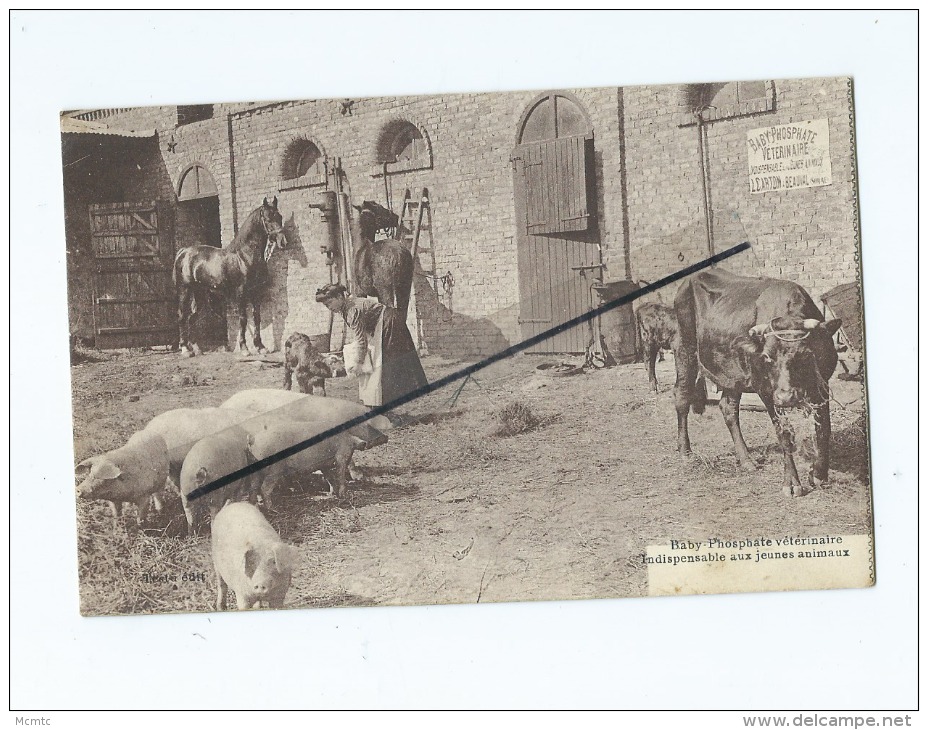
xmin=71 ymin=346 xmax=872 ymax=616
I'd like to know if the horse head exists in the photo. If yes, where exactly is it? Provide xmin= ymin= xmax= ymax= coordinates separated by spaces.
xmin=260 ymin=197 xmax=288 ymax=262
xmin=353 ymin=200 xmax=398 ymax=243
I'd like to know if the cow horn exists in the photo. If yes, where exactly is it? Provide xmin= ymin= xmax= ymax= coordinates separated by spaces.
xmin=802 ymin=318 xmax=821 ymax=330
xmin=748 ymin=324 xmax=768 ymax=337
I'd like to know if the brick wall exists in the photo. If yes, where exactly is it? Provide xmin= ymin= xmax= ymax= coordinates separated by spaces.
xmin=623 ymin=77 xmax=859 ymax=309
xmin=81 ymin=78 xmax=859 ymax=353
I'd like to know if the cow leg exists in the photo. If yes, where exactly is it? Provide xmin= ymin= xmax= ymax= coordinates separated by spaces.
xmin=673 ymin=347 xmax=698 ymax=457
xmin=719 ymin=390 xmax=757 ymax=470
xmin=809 ymin=401 xmax=832 ymax=488
xmin=647 ymin=342 xmax=660 ymax=393
xmin=760 ymin=395 xmax=806 ymax=497
xmin=253 ymin=299 xmax=268 ymax=354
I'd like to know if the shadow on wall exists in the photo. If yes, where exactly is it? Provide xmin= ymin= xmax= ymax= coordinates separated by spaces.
xmin=412 ymin=273 xmax=512 ymax=357
xmin=267 ymin=213 xmax=309 ymax=351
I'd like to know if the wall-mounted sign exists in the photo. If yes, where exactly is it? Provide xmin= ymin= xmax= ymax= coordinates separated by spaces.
xmin=747 ymin=118 xmax=833 ymax=193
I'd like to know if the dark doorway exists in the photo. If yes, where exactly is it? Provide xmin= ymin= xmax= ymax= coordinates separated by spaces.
xmin=176 ymin=166 xmax=226 ymax=349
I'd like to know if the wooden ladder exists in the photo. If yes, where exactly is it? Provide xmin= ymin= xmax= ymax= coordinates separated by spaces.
xmin=398 ymin=188 xmax=435 ymax=352
xmin=399 ymin=188 xmax=436 ymax=286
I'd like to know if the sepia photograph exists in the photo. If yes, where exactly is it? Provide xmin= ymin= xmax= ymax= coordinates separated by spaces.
xmin=64 ymin=76 xmax=872 ymax=616
xmin=11 ymin=9 xmax=916 ymax=714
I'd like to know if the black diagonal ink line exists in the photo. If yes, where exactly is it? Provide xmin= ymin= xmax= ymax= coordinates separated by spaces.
xmin=186 ymin=242 xmax=750 ymax=503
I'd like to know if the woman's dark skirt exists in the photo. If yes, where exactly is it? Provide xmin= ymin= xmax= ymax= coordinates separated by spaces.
xmin=380 ymin=307 xmax=429 ymax=405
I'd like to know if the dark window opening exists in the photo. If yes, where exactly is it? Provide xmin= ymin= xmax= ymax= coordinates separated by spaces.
xmin=279 ymin=139 xmax=327 ymax=190
xmin=176 ymin=105 xmax=213 ymax=126
xmin=374 ymin=120 xmax=432 ymax=175
xmin=680 ymin=81 xmax=775 ymax=123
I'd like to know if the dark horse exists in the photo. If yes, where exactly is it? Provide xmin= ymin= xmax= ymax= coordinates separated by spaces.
xmin=173 ymin=197 xmax=287 ymax=356
xmin=321 ymin=200 xmax=414 ymax=320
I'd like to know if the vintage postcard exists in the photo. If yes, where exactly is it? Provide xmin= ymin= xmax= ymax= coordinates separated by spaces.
xmin=64 ymin=76 xmax=872 ymax=617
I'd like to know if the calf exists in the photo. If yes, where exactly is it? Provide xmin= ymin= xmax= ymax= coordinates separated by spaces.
xmin=636 ymin=302 xmax=678 ymax=392
xmin=211 ymin=502 xmax=297 ymax=610
xmin=179 ymin=427 xmax=255 ymax=532
xmin=248 ymin=417 xmax=367 ymax=502
xmin=75 ymin=431 xmax=169 ymax=524
xmin=673 ymin=268 xmax=841 ymax=496
xmin=283 ymin=332 xmax=340 ymax=396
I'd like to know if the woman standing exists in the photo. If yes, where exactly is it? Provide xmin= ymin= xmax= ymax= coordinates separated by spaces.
xmin=315 ymin=283 xmax=428 ymax=408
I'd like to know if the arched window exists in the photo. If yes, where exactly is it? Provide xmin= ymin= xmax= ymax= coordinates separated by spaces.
xmin=279 ymin=138 xmax=327 ymax=190
xmin=518 ymin=92 xmax=591 ymax=144
xmin=373 ymin=120 xmax=432 ymax=176
xmin=177 ymin=164 xmax=218 ymax=201
xmin=680 ymin=80 xmax=775 ymax=122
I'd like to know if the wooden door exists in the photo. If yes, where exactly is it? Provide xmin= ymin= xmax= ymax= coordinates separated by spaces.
xmin=90 ymin=201 xmax=175 ymax=349
xmin=513 ymin=134 xmax=598 ymax=353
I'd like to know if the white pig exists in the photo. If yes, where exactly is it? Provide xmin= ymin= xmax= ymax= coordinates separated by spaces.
xmin=142 ymin=407 xmax=255 ymax=487
xmin=211 ymin=502 xmax=297 ymax=610
xmin=247 ymin=417 xmax=367 ymax=502
xmin=179 ymin=427 xmax=255 ymax=532
xmin=220 ymin=389 xmax=393 ymax=443
xmin=75 ymin=431 xmax=169 ymax=524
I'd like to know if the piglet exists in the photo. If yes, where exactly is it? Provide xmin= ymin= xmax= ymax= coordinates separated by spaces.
xmin=75 ymin=431 xmax=169 ymax=524
xmin=211 ymin=502 xmax=297 ymax=610
xmin=179 ymin=427 xmax=254 ymax=533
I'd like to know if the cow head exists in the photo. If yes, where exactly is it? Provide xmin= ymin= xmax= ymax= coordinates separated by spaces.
xmin=733 ymin=317 xmax=842 ymax=408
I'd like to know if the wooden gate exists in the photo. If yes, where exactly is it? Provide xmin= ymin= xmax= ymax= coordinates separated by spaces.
xmin=90 ymin=201 xmax=175 ymax=349
xmin=513 ymin=134 xmax=598 ymax=353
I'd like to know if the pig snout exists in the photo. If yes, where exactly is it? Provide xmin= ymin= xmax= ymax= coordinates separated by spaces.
xmin=76 ymin=476 xmax=95 ymax=499
xmin=250 ymin=566 xmax=277 ymax=599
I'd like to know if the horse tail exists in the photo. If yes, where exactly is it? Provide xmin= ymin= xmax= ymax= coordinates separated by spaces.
xmin=173 ymin=247 xmax=200 ymax=315
xmin=173 ymin=247 xmax=191 ymax=286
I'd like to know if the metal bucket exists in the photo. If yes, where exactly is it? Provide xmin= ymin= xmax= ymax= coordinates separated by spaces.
xmin=592 ymin=280 xmax=639 ymax=365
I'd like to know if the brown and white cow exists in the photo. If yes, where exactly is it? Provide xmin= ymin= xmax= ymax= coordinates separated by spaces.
xmin=673 ymin=268 xmax=842 ymax=496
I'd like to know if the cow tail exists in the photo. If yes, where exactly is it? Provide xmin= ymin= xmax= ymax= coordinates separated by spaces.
xmin=692 ymin=374 xmax=707 ymax=415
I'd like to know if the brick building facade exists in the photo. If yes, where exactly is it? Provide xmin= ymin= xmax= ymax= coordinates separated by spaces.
xmin=62 ymin=77 xmax=860 ymax=356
